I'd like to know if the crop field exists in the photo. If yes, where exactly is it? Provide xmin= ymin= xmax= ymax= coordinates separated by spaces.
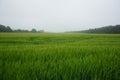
xmin=0 ymin=33 xmax=120 ymax=80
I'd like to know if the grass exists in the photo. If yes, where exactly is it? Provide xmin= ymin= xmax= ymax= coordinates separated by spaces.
xmin=0 ymin=33 xmax=120 ymax=80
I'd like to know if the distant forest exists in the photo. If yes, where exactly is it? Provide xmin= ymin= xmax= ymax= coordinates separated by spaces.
xmin=1 ymin=24 xmax=120 ymax=33
xmin=66 ymin=25 xmax=120 ymax=34
xmin=0 ymin=24 xmax=44 ymax=33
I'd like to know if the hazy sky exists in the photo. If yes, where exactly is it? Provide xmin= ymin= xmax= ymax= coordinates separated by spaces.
xmin=0 ymin=0 xmax=120 ymax=32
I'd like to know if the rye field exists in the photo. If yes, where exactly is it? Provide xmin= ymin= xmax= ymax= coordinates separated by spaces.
xmin=0 ymin=33 xmax=120 ymax=80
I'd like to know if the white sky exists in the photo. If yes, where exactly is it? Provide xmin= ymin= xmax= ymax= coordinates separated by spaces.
xmin=0 ymin=0 xmax=120 ymax=32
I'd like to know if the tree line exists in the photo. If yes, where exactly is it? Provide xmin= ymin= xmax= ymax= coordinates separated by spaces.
xmin=66 ymin=25 xmax=120 ymax=34
xmin=0 ymin=24 xmax=44 ymax=33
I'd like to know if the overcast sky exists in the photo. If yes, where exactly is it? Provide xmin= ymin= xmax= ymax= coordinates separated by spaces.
xmin=0 ymin=0 xmax=120 ymax=32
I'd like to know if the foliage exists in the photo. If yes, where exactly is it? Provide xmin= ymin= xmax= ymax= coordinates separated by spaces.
xmin=31 ymin=28 xmax=37 ymax=32
xmin=0 ymin=24 xmax=12 ymax=32
xmin=0 ymin=24 xmax=44 ymax=33
xmin=67 ymin=25 xmax=120 ymax=33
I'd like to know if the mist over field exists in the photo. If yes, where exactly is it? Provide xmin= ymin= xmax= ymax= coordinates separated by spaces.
xmin=0 ymin=0 xmax=120 ymax=80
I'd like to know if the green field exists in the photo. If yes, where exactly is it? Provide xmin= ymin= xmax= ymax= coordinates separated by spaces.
xmin=0 ymin=33 xmax=120 ymax=80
